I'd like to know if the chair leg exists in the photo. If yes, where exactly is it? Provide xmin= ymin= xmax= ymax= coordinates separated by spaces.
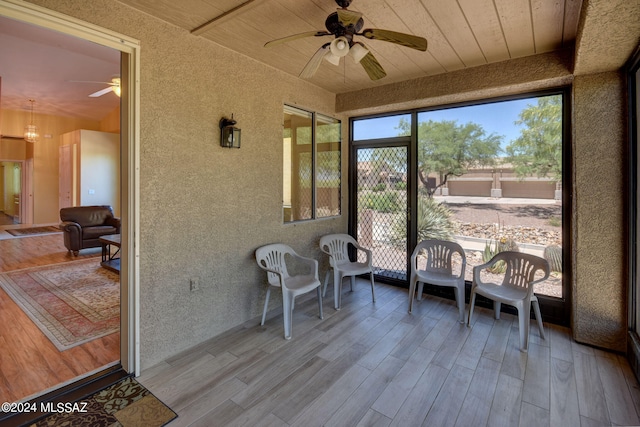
xmin=518 ymin=303 xmax=531 ymax=352
xmin=334 ymin=271 xmax=341 ymax=310
xmin=350 ymin=276 xmax=355 ymax=292
xmin=283 ymin=293 xmax=294 ymax=340
xmin=317 ymin=287 xmax=324 ymax=320
xmin=322 ymin=270 xmax=331 ymax=298
xmin=261 ymin=288 xmax=271 ymax=326
xmin=494 ymin=302 xmax=502 ymax=320
xmin=532 ymin=299 xmax=545 ymax=340
xmin=453 ymin=285 xmax=465 ymax=323
xmin=417 ymin=282 xmax=424 ymax=301
xmin=369 ymin=272 xmax=376 ymax=303
xmin=408 ymin=277 xmax=416 ymax=314
xmin=467 ymin=290 xmax=477 ymax=327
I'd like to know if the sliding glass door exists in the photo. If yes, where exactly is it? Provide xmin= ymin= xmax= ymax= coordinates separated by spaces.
xmin=350 ymin=91 xmax=570 ymax=324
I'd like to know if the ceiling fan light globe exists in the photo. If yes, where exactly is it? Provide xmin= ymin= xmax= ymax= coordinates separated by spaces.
xmin=325 ymin=52 xmax=341 ymax=66
xmin=349 ymin=43 xmax=369 ymax=63
xmin=330 ymin=36 xmax=350 ymax=58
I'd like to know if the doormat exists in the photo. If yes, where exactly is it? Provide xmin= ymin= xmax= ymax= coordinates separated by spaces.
xmin=31 ymin=376 xmax=178 ymax=427
xmin=0 ymin=259 xmax=119 ymax=351
xmin=5 ymin=226 xmax=61 ymax=236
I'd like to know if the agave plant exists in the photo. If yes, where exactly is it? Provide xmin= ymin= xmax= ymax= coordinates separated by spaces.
xmin=482 ymin=240 xmax=506 ymax=274
xmin=482 ymin=237 xmax=519 ymax=274
xmin=390 ymin=197 xmax=454 ymax=246
xmin=416 ymin=197 xmax=455 ymax=241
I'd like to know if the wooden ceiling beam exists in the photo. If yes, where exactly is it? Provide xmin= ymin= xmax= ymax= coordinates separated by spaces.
xmin=191 ymin=0 xmax=267 ymax=36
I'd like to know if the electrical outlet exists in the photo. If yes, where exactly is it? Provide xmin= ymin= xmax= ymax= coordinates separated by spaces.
xmin=190 ymin=277 xmax=200 ymax=291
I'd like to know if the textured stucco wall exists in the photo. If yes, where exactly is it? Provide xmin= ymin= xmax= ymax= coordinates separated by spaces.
xmin=572 ymin=72 xmax=627 ymax=352
xmin=25 ymin=0 xmax=347 ymax=368
xmin=574 ymin=0 xmax=640 ymax=75
xmin=336 ymin=50 xmax=574 ymax=115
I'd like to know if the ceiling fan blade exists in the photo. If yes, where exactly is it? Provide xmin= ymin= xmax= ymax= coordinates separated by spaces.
xmin=69 ymin=80 xmax=116 ymax=85
xmin=361 ymin=28 xmax=427 ymax=51
xmin=264 ymin=31 xmax=331 ymax=48
xmin=89 ymin=87 xmax=113 ymax=97
xmin=359 ymin=52 xmax=387 ymax=81
xmin=337 ymin=9 xmax=363 ymax=27
xmin=299 ymin=45 xmax=330 ymax=79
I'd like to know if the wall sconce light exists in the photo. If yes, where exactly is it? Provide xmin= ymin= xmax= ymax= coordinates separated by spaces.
xmin=219 ymin=114 xmax=241 ymax=148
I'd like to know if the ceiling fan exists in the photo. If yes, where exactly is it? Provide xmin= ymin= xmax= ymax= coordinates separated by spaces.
xmin=69 ymin=76 xmax=121 ymax=97
xmin=264 ymin=0 xmax=427 ymax=81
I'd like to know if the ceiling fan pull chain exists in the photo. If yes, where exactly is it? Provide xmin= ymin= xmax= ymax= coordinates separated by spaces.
xmin=344 ymin=59 xmax=346 ymax=84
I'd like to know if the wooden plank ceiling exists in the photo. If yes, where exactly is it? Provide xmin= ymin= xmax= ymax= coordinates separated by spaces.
xmin=118 ymin=0 xmax=583 ymax=94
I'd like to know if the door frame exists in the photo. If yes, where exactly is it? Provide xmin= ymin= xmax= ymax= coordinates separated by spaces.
xmin=349 ymin=122 xmax=414 ymax=286
xmin=22 ymin=157 xmax=33 ymax=224
xmin=0 ymin=138 xmax=33 ymax=225
xmin=0 ymin=0 xmax=141 ymax=375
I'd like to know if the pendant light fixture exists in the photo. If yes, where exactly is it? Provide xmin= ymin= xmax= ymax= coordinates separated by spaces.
xmin=24 ymin=99 xmax=38 ymax=143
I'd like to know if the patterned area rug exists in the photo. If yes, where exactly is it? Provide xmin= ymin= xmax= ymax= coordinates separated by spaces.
xmin=0 ymin=259 xmax=119 ymax=351
xmin=5 ymin=226 xmax=61 ymax=236
xmin=33 ymin=377 xmax=177 ymax=426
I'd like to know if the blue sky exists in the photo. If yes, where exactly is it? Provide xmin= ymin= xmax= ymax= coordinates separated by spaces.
xmin=353 ymin=97 xmax=537 ymax=150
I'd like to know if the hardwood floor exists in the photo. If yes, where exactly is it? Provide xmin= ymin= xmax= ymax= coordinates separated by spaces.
xmin=0 ymin=232 xmax=120 ymax=403
xmin=139 ymin=280 xmax=640 ymax=427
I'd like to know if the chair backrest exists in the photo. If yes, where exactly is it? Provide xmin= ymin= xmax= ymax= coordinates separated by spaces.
xmin=60 ymin=205 xmax=114 ymax=227
xmin=413 ymin=239 xmax=465 ymax=275
xmin=319 ymin=234 xmax=357 ymax=267
xmin=492 ymin=251 xmax=550 ymax=291
xmin=255 ymin=243 xmax=294 ymax=287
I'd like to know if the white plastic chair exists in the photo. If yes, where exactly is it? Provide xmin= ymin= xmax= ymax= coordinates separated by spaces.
xmin=319 ymin=234 xmax=375 ymax=310
xmin=467 ymin=251 xmax=550 ymax=351
xmin=255 ymin=243 xmax=323 ymax=339
xmin=409 ymin=239 xmax=466 ymax=322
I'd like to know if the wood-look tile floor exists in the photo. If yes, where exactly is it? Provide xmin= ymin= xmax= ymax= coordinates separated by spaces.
xmin=139 ymin=280 xmax=640 ymax=427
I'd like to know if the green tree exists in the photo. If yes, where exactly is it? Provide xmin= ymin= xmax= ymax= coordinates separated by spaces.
xmin=505 ymin=95 xmax=562 ymax=181
xmin=395 ymin=119 xmax=503 ymax=197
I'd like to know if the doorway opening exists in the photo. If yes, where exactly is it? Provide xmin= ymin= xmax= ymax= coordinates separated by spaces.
xmin=0 ymin=160 xmax=22 ymax=224
xmin=0 ymin=1 xmax=140 ymax=409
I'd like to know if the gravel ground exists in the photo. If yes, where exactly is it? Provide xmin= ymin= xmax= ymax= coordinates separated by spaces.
xmin=444 ymin=202 xmax=563 ymax=297
xmin=445 ymin=202 xmax=562 ymax=232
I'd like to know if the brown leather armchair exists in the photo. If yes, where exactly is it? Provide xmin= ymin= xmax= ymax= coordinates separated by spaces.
xmin=59 ymin=205 xmax=120 ymax=256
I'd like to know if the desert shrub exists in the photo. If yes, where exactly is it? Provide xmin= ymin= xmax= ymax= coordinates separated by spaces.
xmin=372 ymin=183 xmax=387 ymax=192
xmin=394 ymin=181 xmax=407 ymax=190
xmin=547 ymin=217 xmax=561 ymax=227
xmin=358 ymin=191 xmax=401 ymax=213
